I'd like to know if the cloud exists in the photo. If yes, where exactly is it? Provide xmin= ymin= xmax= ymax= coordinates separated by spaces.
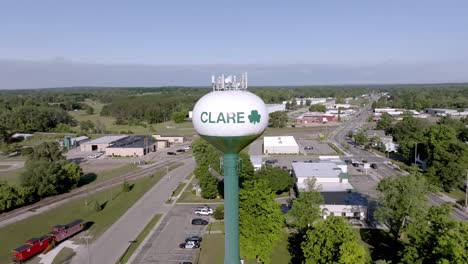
xmin=0 ymin=59 xmax=467 ymax=89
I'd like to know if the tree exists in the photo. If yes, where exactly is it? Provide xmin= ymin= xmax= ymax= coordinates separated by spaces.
xmin=353 ymin=130 xmax=369 ymax=146
xmin=376 ymin=112 xmax=393 ymax=132
xmin=301 ymin=216 xmax=369 ymax=264
xmin=308 ymin=104 xmax=326 ymax=113
xmin=288 ymin=178 xmax=324 ymax=230
xmin=305 ymin=99 xmax=311 ymax=106
xmin=376 ymin=174 xmax=428 ymax=242
xmin=80 ymin=120 xmax=95 ymax=133
xmin=192 ymin=138 xmax=221 ymax=173
xmin=200 ymin=174 xmax=218 ymax=199
xmin=239 ymin=152 xmax=254 ymax=183
xmin=213 ymin=204 xmax=224 ymax=220
xmin=254 ymin=166 xmax=293 ymax=194
xmin=268 ymin=111 xmax=288 ymax=128
xmin=86 ymin=106 xmax=94 ymax=115
xmin=171 ymin=111 xmax=186 ymax=123
xmin=401 ymin=204 xmax=468 ymax=264
xmin=31 ymin=142 xmax=64 ymax=162
xmin=239 ymin=180 xmax=284 ymax=263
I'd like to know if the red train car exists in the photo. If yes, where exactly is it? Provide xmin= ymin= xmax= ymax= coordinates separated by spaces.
xmin=50 ymin=219 xmax=84 ymax=242
xmin=12 ymin=235 xmax=52 ymax=262
xmin=12 ymin=219 xmax=84 ymax=263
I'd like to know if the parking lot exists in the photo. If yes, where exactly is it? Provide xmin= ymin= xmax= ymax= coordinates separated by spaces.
xmin=249 ymin=139 xmax=337 ymax=156
xmin=133 ymin=204 xmax=216 ymax=264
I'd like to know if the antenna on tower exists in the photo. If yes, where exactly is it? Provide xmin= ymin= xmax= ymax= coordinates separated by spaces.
xmin=212 ymin=73 xmax=248 ymax=91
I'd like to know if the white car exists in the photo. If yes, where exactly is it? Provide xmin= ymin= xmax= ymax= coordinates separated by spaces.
xmin=183 ymin=146 xmax=191 ymax=150
xmin=194 ymin=207 xmax=214 ymax=216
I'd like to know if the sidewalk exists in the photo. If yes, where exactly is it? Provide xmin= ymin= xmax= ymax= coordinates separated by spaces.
xmin=70 ymin=159 xmax=195 ymax=264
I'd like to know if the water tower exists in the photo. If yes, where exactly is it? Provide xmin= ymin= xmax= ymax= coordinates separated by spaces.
xmin=192 ymin=73 xmax=268 ymax=264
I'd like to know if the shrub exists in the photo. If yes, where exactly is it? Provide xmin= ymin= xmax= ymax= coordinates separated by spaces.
xmin=214 ymin=204 xmax=224 ymax=220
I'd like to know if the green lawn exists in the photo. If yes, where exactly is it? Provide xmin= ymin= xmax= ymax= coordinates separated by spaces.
xmin=207 ymin=221 xmax=225 ymax=233
xmin=177 ymin=189 xmax=224 ymax=203
xmin=117 ymin=214 xmax=162 ymax=263
xmin=83 ymin=164 xmax=138 ymax=186
xmin=52 ymin=247 xmax=76 ymax=264
xmin=173 ymin=182 xmax=187 ymax=197
xmin=0 ymin=165 xmax=10 ymax=169
xmin=0 ymin=169 xmax=167 ymax=264
xmin=198 ymin=232 xmax=291 ymax=264
xmin=0 ymin=167 xmax=25 ymax=186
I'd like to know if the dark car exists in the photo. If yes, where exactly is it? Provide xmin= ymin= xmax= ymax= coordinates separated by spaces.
xmin=281 ymin=166 xmax=288 ymax=170
xmin=176 ymin=149 xmax=186 ymax=153
xmin=185 ymin=235 xmax=203 ymax=243
xmin=371 ymin=163 xmax=378 ymax=169
xmin=191 ymin=218 xmax=209 ymax=225
xmin=265 ymin=159 xmax=278 ymax=164
xmin=304 ymin=146 xmax=314 ymax=150
xmin=167 ymin=152 xmax=176 ymax=155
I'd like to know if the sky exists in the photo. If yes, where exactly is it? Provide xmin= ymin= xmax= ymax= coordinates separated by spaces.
xmin=1 ymin=0 xmax=468 ymax=89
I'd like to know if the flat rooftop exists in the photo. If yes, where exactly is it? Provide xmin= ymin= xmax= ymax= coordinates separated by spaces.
xmin=263 ymin=136 xmax=298 ymax=147
xmin=108 ymin=136 xmax=155 ymax=149
xmin=82 ymin=135 xmax=128 ymax=145
xmin=322 ymin=192 xmax=368 ymax=206
xmin=292 ymin=162 xmax=343 ymax=178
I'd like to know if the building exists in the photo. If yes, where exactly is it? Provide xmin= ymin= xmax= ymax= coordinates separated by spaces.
xmin=292 ymin=161 xmax=368 ymax=220
xmin=296 ymin=112 xmax=335 ymax=124
xmin=365 ymin=130 xmax=386 ymax=139
xmin=155 ymin=140 xmax=169 ymax=149
xmin=263 ymin=136 xmax=299 ymax=154
xmin=381 ymin=136 xmax=398 ymax=152
xmin=105 ymin=136 xmax=156 ymax=157
xmin=282 ymin=98 xmax=327 ymax=106
xmin=250 ymin=155 xmax=263 ymax=171
xmin=333 ymin=103 xmax=352 ymax=109
xmin=71 ymin=136 xmax=89 ymax=146
xmin=425 ymin=108 xmax=459 ymax=116
xmin=80 ymin=135 xmax=128 ymax=152
xmin=152 ymin=135 xmax=184 ymax=144
xmin=266 ymin=104 xmax=286 ymax=113
xmin=292 ymin=162 xmax=352 ymax=192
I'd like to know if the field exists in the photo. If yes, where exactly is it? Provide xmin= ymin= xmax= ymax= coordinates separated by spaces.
xmin=79 ymin=163 xmax=138 ymax=186
xmin=0 ymin=169 xmax=167 ymax=264
xmin=0 ymin=167 xmax=25 ymax=186
xmin=197 ymin=232 xmax=291 ymax=264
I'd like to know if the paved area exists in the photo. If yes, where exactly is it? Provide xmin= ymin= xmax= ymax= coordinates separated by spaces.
xmin=131 ymin=204 xmax=212 ymax=264
xmin=70 ymin=158 xmax=195 ymax=264
xmin=38 ymin=240 xmax=79 ymax=264
xmin=0 ymin=161 xmax=24 ymax=171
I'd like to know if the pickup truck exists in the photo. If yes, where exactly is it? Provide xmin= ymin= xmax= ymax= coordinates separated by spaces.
xmin=194 ymin=207 xmax=214 ymax=216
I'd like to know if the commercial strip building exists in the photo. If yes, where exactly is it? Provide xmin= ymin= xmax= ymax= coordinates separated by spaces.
xmin=80 ymin=135 xmax=128 ymax=152
xmin=266 ymin=104 xmax=286 ymax=113
xmin=152 ymin=135 xmax=184 ymax=144
xmin=263 ymin=136 xmax=299 ymax=154
xmin=105 ymin=136 xmax=156 ymax=157
xmin=291 ymin=161 xmax=368 ymax=220
xmin=296 ymin=112 xmax=335 ymax=124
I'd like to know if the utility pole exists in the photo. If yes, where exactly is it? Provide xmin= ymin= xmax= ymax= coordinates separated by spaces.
xmin=414 ymin=143 xmax=417 ymax=164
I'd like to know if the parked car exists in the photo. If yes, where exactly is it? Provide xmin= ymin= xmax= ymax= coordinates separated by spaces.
xmin=304 ymin=160 xmax=313 ymax=163
xmin=179 ymin=240 xmax=200 ymax=249
xmin=194 ymin=207 xmax=214 ymax=216
xmin=265 ymin=159 xmax=278 ymax=165
xmin=304 ymin=146 xmax=314 ymax=150
xmin=185 ymin=235 xmax=202 ymax=243
xmin=167 ymin=152 xmax=176 ymax=155
xmin=183 ymin=146 xmax=191 ymax=150
xmin=191 ymin=218 xmax=209 ymax=225
xmin=176 ymin=149 xmax=186 ymax=153
xmin=281 ymin=166 xmax=288 ymax=170
xmin=370 ymin=163 xmax=378 ymax=169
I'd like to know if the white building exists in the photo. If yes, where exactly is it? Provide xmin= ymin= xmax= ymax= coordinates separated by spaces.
xmin=292 ymin=162 xmax=352 ymax=192
xmin=250 ymin=155 xmax=263 ymax=171
xmin=333 ymin=103 xmax=352 ymax=109
xmin=263 ymin=136 xmax=299 ymax=154
xmin=266 ymin=104 xmax=286 ymax=113
xmin=320 ymin=192 xmax=368 ymax=220
xmin=71 ymin=136 xmax=89 ymax=146
xmin=12 ymin=133 xmax=33 ymax=140
xmin=152 ymin=135 xmax=184 ymax=144
xmin=80 ymin=135 xmax=128 ymax=152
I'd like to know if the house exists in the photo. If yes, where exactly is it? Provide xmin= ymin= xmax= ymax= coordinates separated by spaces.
xmin=263 ymin=136 xmax=299 ymax=154
xmin=425 ymin=108 xmax=458 ymax=116
xmin=105 ymin=136 xmax=156 ymax=157
xmin=320 ymin=192 xmax=368 ymax=220
xmin=152 ymin=135 xmax=184 ymax=144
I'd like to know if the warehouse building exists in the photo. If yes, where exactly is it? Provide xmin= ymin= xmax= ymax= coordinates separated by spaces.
xmin=105 ymin=136 xmax=156 ymax=157
xmin=296 ymin=112 xmax=335 ymax=124
xmin=80 ymin=135 xmax=128 ymax=152
xmin=152 ymin=135 xmax=184 ymax=144
xmin=263 ymin=136 xmax=299 ymax=154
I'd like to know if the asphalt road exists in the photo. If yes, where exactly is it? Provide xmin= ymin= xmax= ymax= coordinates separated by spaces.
xmin=70 ymin=158 xmax=195 ymax=264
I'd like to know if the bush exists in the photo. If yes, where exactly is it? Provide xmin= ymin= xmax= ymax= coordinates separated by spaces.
xmin=214 ymin=204 xmax=224 ymax=220
xmin=94 ymin=200 xmax=102 ymax=212
xmin=122 ymin=180 xmax=131 ymax=192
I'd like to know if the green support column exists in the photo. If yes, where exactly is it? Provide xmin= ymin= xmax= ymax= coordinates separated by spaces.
xmin=223 ymin=152 xmax=240 ymax=264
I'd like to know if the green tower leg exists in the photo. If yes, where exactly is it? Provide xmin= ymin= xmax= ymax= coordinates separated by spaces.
xmin=223 ymin=152 xmax=240 ymax=264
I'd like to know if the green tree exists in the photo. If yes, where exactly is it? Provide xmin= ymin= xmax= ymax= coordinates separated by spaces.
xmin=80 ymin=120 xmax=95 ymax=133
xmin=254 ymin=166 xmax=293 ymax=194
xmin=86 ymin=106 xmax=94 ymax=115
xmin=301 ymin=216 xmax=369 ymax=264
xmin=213 ymin=204 xmax=224 ymax=220
xmin=200 ymin=174 xmax=218 ymax=199
xmin=288 ymin=178 xmax=324 ymax=230
xmin=376 ymin=112 xmax=393 ymax=132
xmin=171 ymin=111 xmax=186 ymax=123
xmin=353 ymin=130 xmax=369 ymax=146
xmin=376 ymin=174 xmax=428 ymax=242
xmin=268 ymin=111 xmax=288 ymax=128
xmin=308 ymin=104 xmax=326 ymax=112
xmin=239 ymin=180 xmax=284 ymax=263
xmin=31 ymin=141 xmax=64 ymax=162
xmin=239 ymin=152 xmax=254 ymax=182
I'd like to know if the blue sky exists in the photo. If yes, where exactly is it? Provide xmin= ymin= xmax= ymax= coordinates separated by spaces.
xmin=1 ymin=0 xmax=468 ymax=88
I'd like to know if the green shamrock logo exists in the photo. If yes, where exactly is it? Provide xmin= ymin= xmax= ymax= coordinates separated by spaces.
xmin=248 ymin=110 xmax=261 ymax=124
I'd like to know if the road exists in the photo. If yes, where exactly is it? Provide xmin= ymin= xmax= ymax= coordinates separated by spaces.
xmin=70 ymin=158 xmax=195 ymax=264
xmin=330 ymin=97 xmax=468 ymax=221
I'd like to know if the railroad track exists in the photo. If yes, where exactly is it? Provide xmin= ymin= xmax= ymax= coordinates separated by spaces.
xmin=0 ymin=153 xmax=192 ymax=225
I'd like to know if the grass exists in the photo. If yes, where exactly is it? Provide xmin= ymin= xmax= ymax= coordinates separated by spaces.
xmin=0 ymin=169 xmax=167 ymax=264
xmin=198 ymin=232 xmax=291 ymax=264
xmin=117 ymin=214 xmax=162 ymax=264
xmin=51 ymin=247 xmax=76 ymax=264
xmin=0 ymin=167 xmax=25 ymax=186
xmin=177 ymin=189 xmax=224 ymax=203
xmin=446 ymin=188 xmax=466 ymax=201
xmin=172 ymin=182 xmax=187 ymax=197
xmin=84 ymin=164 xmax=138 ymax=186
xmin=207 ymin=221 xmax=225 ymax=233
xmin=0 ymin=165 xmax=11 ymax=169
xmin=327 ymin=142 xmax=344 ymax=155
